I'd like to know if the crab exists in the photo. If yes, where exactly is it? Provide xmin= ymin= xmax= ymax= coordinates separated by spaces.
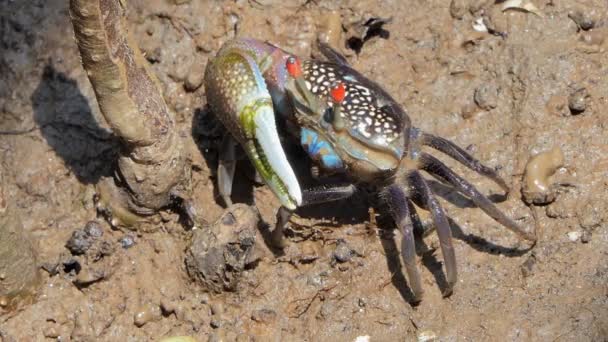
xmin=204 ymin=38 xmax=536 ymax=302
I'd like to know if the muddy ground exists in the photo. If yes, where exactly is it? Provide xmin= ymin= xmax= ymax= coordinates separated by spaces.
xmin=1 ymin=0 xmax=607 ymax=341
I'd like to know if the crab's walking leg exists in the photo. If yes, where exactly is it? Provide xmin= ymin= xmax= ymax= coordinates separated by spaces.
xmin=407 ymin=170 xmax=458 ymax=297
xmin=218 ymin=135 xmax=237 ymax=206
xmin=271 ymin=184 xmax=356 ymax=248
xmin=412 ymin=130 xmax=509 ymax=193
xmin=384 ymin=184 xmax=424 ymax=302
xmin=419 ymin=153 xmax=536 ymax=243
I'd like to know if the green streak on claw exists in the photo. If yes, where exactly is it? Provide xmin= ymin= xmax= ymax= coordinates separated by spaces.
xmin=239 ymin=99 xmax=294 ymax=207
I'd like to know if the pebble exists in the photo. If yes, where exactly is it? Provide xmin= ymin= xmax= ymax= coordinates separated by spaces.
xmin=83 ymin=221 xmax=103 ymax=238
xmin=332 ymin=239 xmax=354 ymax=263
xmin=567 ymin=231 xmax=582 ymax=242
xmin=568 ymin=88 xmax=588 ymax=114
xmin=65 ymin=229 xmax=93 ymax=255
xmin=134 ymin=303 xmax=162 ymax=327
xmin=119 ymin=235 xmax=136 ymax=249
xmin=474 ymin=83 xmax=498 ymax=110
xmin=66 ymin=221 xmax=105 ymax=255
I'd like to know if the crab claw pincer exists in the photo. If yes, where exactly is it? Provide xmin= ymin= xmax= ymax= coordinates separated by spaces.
xmin=204 ymin=42 xmax=302 ymax=210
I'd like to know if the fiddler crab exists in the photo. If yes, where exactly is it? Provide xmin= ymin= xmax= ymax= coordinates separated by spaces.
xmin=204 ymin=38 xmax=536 ymax=302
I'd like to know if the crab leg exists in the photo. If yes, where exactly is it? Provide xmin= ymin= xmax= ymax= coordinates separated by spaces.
xmin=418 ymin=131 xmax=509 ymax=192
xmin=217 ymin=135 xmax=237 ymax=206
xmin=407 ymin=170 xmax=458 ymax=297
xmin=419 ymin=152 xmax=536 ymax=242
xmin=204 ymin=42 xmax=302 ymax=210
xmin=271 ymin=184 xmax=356 ymax=248
xmin=384 ymin=184 xmax=424 ymax=302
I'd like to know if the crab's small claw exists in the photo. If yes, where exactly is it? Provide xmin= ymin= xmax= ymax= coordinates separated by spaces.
xmin=205 ymin=42 xmax=302 ymax=210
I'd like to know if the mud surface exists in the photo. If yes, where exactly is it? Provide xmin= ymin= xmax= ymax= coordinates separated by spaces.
xmin=1 ymin=0 xmax=607 ymax=340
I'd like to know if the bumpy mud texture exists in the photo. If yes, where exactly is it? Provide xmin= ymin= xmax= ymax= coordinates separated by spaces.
xmin=185 ymin=204 xmax=258 ymax=293
xmin=1 ymin=0 xmax=607 ymax=340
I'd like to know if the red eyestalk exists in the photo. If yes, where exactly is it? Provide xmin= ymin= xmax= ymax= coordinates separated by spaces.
xmin=329 ymin=82 xmax=346 ymax=103
xmin=329 ymin=81 xmax=346 ymax=132
xmin=286 ymin=56 xmax=302 ymax=78
xmin=286 ymin=55 xmax=317 ymax=108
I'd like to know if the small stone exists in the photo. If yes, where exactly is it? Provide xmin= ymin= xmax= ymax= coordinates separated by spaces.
xmin=567 ymin=231 xmax=582 ymax=242
xmin=332 ymin=239 xmax=354 ymax=263
xmin=83 ymin=221 xmax=103 ymax=238
xmin=134 ymin=303 xmax=162 ymax=327
xmin=66 ymin=229 xmax=93 ymax=255
xmin=568 ymin=88 xmax=588 ymax=114
xmin=185 ymin=204 xmax=258 ymax=293
xmin=474 ymin=83 xmax=498 ymax=111
xmin=66 ymin=222 xmax=105 ymax=255
xmin=119 ymin=235 xmax=136 ymax=249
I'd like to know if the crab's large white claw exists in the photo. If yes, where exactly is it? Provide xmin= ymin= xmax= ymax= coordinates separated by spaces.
xmin=253 ymin=106 xmax=302 ymax=210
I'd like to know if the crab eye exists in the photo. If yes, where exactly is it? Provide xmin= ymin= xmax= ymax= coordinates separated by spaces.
xmin=329 ymin=81 xmax=346 ymax=103
xmin=286 ymin=56 xmax=302 ymax=78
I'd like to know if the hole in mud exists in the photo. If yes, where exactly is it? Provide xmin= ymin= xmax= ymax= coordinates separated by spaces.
xmin=346 ymin=17 xmax=391 ymax=54
xmin=62 ymin=259 xmax=81 ymax=275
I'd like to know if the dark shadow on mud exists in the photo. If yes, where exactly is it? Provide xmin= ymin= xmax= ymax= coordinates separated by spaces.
xmin=448 ymin=217 xmax=533 ymax=257
xmin=428 ymin=179 xmax=508 ymax=209
xmin=32 ymin=64 xmax=119 ymax=184
xmin=192 ymin=105 xmax=256 ymax=207
xmin=378 ymin=227 xmax=420 ymax=306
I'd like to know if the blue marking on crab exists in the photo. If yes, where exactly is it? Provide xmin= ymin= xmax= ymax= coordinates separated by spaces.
xmin=300 ymin=128 xmax=343 ymax=170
